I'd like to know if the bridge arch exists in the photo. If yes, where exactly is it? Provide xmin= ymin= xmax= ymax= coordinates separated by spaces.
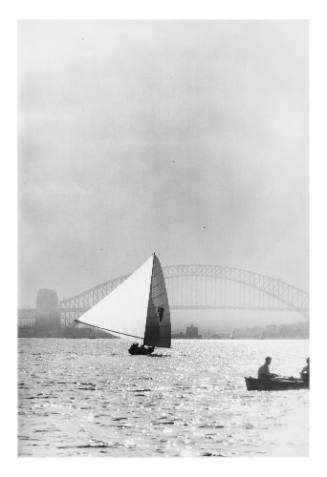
xmin=60 ymin=264 xmax=309 ymax=320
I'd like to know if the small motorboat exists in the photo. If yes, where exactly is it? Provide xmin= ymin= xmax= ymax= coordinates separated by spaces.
xmin=245 ymin=376 xmax=309 ymax=391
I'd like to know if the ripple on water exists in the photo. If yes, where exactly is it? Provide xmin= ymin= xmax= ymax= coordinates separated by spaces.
xmin=18 ymin=338 xmax=309 ymax=457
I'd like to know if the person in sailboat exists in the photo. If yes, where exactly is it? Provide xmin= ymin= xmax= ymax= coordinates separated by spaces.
xmin=128 ymin=343 xmax=155 ymax=355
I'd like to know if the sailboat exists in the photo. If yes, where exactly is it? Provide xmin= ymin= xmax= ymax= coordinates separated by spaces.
xmin=75 ymin=253 xmax=171 ymax=354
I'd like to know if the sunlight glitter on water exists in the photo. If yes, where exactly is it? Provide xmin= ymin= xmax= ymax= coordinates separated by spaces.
xmin=18 ymin=338 xmax=309 ymax=457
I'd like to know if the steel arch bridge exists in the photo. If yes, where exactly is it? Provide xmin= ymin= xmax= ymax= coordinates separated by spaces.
xmin=60 ymin=264 xmax=309 ymax=325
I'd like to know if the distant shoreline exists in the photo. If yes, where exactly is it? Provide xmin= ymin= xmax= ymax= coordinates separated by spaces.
xmin=17 ymin=336 xmax=309 ymax=340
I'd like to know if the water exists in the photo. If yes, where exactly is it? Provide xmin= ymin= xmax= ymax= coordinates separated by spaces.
xmin=18 ymin=338 xmax=309 ymax=457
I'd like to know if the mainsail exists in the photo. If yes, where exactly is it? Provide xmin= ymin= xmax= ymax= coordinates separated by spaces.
xmin=76 ymin=253 xmax=171 ymax=348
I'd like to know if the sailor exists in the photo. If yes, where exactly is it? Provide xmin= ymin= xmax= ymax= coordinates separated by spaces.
xmin=139 ymin=344 xmax=155 ymax=353
xmin=128 ymin=343 xmax=155 ymax=354
xmin=257 ymin=357 xmax=278 ymax=379
xmin=300 ymin=357 xmax=310 ymax=381
xmin=129 ymin=343 xmax=139 ymax=352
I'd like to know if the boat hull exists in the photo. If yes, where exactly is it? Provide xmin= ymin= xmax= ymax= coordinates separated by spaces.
xmin=245 ymin=376 xmax=309 ymax=391
xmin=128 ymin=346 xmax=154 ymax=355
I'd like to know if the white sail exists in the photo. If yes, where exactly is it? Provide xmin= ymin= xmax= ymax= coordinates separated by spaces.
xmin=77 ymin=255 xmax=154 ymax=341
xmin=76 ymin=253 xmax=171 ymax=348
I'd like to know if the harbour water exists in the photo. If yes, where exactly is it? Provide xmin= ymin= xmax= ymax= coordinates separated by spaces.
xmin=18 ymin=338 xmax=309 ymax=457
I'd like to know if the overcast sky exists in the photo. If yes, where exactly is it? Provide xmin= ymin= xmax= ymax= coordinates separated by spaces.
xmin=18 ymin=20 xmax=308 ymax=307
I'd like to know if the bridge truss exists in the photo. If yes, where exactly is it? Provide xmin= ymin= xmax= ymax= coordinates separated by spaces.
xmin=59 ymin=265 xmax=309 ymax=326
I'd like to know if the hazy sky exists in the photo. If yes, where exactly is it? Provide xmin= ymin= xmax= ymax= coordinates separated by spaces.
xmin=18 ymin=20 xmax=308 ymax=307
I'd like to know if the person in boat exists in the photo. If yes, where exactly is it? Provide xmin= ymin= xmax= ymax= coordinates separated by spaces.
xmin=129 ymin=343 xmax=139 ymax=352
xmin=257 ymin=357 xmax=279 ymax=380
xmin=145 ymin=345 xmax=154 ymax=352
xmin=141 ymin=344 xmax=155 ymax=353
xmin=128 ymin=343 xmax=155 ymax=354
xmin=300 ymin=358 xmax=309 ymax=382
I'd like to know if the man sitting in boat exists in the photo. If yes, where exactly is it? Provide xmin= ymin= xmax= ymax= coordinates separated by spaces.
xmin=257 ymin=357 xmax=279 ymax=380
xmin=128 ymin=343 xmax=155 ymax=355
xmin=300 ymin=358 xmax=309 ymax=382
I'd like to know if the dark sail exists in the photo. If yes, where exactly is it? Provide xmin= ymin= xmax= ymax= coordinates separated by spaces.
xmin=143 ymin=254 xmax=171 ymax=348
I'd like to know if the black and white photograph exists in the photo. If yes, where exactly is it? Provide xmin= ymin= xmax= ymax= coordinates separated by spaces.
xmin=18 ymin=19 xmax=309 ymax=458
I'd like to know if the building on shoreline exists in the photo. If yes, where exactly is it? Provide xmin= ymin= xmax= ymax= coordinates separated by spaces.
xmin=172 ymin=324 xmax=202 ymax=339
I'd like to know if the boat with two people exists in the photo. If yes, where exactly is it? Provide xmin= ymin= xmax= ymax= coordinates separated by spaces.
xmin=245 ymin=376 xmax=309 ymax=391
xmin=245 ymin=356 xmax=309 ymax=391
xmin=128 ymin=343 xmax=155 ymax=355
xmin=75 ymin=253 xmax=171 ymax=355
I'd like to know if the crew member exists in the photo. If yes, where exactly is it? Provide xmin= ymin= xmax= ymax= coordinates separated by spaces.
xmin=257 ymin=357 xmax=278 ymax=379
xmin=300 ymin=357 xmax=310 ymax=382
